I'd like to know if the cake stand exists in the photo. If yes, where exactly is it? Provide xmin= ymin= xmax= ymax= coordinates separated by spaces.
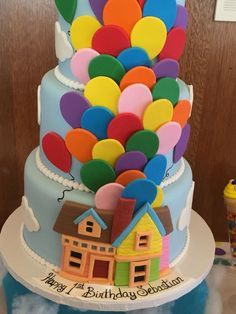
xmin=0 ymin=208 xmax=215 ymax=312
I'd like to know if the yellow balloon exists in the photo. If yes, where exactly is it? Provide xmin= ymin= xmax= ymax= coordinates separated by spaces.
xmin=131 ymin=17 xmax=167 ymax=59
xmin=70 ymin=16 xmax=101 ymax=50
xmin=143 ymin=99 xmax=173 ymax=131
xmin=152 ymin=186 xmax=164 ymax=208
xmin=92 ymin=139 xmax=125 ymax=166
xmin=84 ymin=77 xmax=121 ymax=115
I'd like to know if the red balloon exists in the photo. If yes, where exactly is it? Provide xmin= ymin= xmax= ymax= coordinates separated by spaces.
xmin=138 ymin=0 xmax=145 ymax=9
xmin=159 ymin=28 xmax=186 ymax=61
xmin=107 ymin=113 xmax=143 ymax=146
xmin=42 ymin=132 xmax=72 ymax=173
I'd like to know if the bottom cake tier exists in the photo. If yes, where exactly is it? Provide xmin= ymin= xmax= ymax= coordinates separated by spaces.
xmin=21 ymin=148 xmax=194 ymax=287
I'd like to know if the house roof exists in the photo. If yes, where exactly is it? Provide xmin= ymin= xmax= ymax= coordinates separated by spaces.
xmin=112 ymin=202 xmax=167 ymax=248
xmin=53 ymin=201 xmax=113 ymax=243
xmin=73 ymin=208 xmax=108 ymax=230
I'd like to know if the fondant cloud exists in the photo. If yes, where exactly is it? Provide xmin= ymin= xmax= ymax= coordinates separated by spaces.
xmin=55 ymin=22 xmax=73 ymax=62
xmin=178 ymin=181 xmax=195 ymax=231
xmin=21 ymin=196 xmax=40 ymax=232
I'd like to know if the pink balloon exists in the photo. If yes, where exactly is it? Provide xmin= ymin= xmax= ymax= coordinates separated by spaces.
xmin=95 ymin=183 xmax=124 ymax=211
xmin=156 ymin=122 xmax=182 ymax=155
xmin=70 ymin=48 xmax=100 ymax=84
xmin=118 ymin=83 xmax=153 ymax=118
xmin=42 ymin=132 xmax=72 ymax=173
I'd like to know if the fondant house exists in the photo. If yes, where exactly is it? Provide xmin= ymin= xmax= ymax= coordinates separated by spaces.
xmin=54 ymin=200 xmax=173 ymax=287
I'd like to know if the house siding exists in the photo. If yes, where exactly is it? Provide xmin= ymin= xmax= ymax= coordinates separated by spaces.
xmin=115 ymin=261 xmax=130 ymax=286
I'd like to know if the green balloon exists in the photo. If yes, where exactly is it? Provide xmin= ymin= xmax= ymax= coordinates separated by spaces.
xmin=89 ymin=55 xmax=126 ymax=84
xmin=152 ymin=77 xmax=180 ymax=106
xmin=81 ymin=159 xmax=116 ymax=192
xmin=126 ymin=130 xmax=159 ymax=160
xmin=55 ymin=0 xmax=77 ymax=24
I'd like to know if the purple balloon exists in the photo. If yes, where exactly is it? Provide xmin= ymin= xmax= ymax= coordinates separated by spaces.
xmin=173 ymin=124 xmax=190 ymax=163
xmin=153 ymin=59 xmax=180 ymax=79
xmin=174 ymin=5 xmax=188 ymax=30
xmin=89 ymin=0 xmax=107 ymax=24
xmin=60 ymin=92 xmax=91 ymax=128
xmin=115 ymin=151 xmax=147 ymax=175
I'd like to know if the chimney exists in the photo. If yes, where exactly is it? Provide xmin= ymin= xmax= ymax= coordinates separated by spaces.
xmin=111 ymin=197 xmax=136 ymax=243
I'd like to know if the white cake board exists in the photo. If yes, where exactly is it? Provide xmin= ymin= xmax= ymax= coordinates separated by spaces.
xmin=0 ymin=208 xmax=215 ymax=312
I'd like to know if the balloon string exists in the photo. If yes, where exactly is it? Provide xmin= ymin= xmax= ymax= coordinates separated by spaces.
xmin=165 ymin=164 xmax=174 ymax=179
xmin=57 ymin=172 xmax=75 ymax=203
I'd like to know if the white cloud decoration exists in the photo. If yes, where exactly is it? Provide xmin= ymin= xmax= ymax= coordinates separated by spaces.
xmin=178 ymin=181 xmax=195 ymax=231
xmin=55 ymin=22 xmax=73 ymax=62
xmin=21 ymin=196 xmax=40 ymax=232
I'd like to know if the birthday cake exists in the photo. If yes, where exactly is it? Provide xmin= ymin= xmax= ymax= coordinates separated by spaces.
xmin=21 ymin=0 xmax=194 ymax=288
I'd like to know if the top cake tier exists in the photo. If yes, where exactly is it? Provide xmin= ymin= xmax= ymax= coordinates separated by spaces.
xmin=55 ymin=0 xmax=188 ymax=80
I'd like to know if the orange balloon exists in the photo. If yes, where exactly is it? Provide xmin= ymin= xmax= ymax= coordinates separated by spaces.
xmin=120 ymin=66 xmax=156 ymax=91
xmin=116 ymin=170 xmax=146 ymax=186
xmin=103 ymin=0 xmax=142 ymax=35
xmin=65 ymin=128 xmax=98 ymax=163
xmin=172 ymin=100 xmax=191 ymax=128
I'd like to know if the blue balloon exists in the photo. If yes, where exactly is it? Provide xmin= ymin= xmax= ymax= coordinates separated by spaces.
xmin=122 ymin=179 xmax=157 ymax=212
xmin=117 ymin=47 xmax=151 ymax=71
xmin=81 ymin=106 xmax=114 ymax=140
xmin=143 ymin=0 xmax=177 ymax=32
xmin=144 ymin=155 xmax=167 ymax=185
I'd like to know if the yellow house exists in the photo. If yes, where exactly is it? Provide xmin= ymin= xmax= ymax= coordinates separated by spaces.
xmin=112 ymin=203 xmax=168 ymax=287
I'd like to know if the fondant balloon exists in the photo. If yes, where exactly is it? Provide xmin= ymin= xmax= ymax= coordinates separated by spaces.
xmin=115 ymin=151 xmax=147 ymax=175
xmin=92 ymin=25 xmax=130 ymax=57
xmin=159 ymin=27 xmax=186 ymax=61
xmin=156 ymin=122 xmax=182 ymax=155
xmin=88 ymin=54 xmax=126 ymax=84
xmin=144 ymin=155 xmax=167 ymax=185
xmin=107 ymin=113 xmax=143 ymax=145
xmin=60 ymin=92 xmax=91 ymax=128
xmin=152 ymin=186 xmax=164 ymax=208
xmin=152 ymin=59 xmax=180 ymax=79
xmin=116 ymin=170 xmax=146 ymax=186
xmin=172 ymin=100 xmax=191 ymax=128
xmin=71 ymin=48 xmax=100 ymax=84
xmin=95 ymin=183 xmax=124 ymax=211
xmin=118 ymin=83 xmax=153 ymax=119
xmin=81 ymin=160 xmax=116 ymax=192
xmin=126 ymin=130 xmax=159 ymax=159
xmin=70 ymin=16 xmax=101 ymax=50
xmin=55 ymin=0 xmax=77 ymax=24
xmin=174 ymin=5 xmax=188 ymax=30
xmin=84 ymin=76 xmax=121 ymax=115
xmin=152 ymin=77 xmax=180 ymax=106
xmin=143 ymin=99 xmax=173 ymax=131
xmin=92 ymin=139 xmax=125 ymax=166
xmin=89 ymin=0 xmax=107 ymax=24
xmin=81 ymin=106 xmax=114 ymax=140
xmin=138 ymin=0 xmax=146 ymax=9
xmin=131 ymin=17 xmax=167 ymax=59
xmin=173 ymin=123 xmax=190 ymax=163
xmin=117 ymin=47 xmax=150 ymax=71
xmin=103 ymin=0 xmax=142 ymax=35
xmin=42 ymin=132 xmax=71 ymax=173
xmin=65 ymin=128 xmax=98 ymax=163
xmin=143 ymin=0 xmax=177 ymax=32
xmin=122 ymin=179 xmax=157 ymax=211
xmin=120 ymin=66 xmax=156 ymax=91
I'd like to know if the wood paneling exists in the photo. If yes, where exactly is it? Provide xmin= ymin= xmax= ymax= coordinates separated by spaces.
xmin=1 ymin=0 xmax=236 ymax=241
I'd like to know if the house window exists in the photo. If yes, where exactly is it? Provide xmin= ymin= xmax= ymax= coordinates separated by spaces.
xmin=135 ymin=232 xmax=152 ymax=251
xmin=78 ymin=216 xmax=102 ymax=238
xmin=73 ymin=241 xmax=78 ymax=246
xmin=63 ymin=246 xmax=87 ymax=275
xmin=130 ymin=260 xmax=150 ymax=287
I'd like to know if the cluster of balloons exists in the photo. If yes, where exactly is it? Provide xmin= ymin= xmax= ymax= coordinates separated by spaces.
xmin=44 ymin=0 xmax=191 ymax=211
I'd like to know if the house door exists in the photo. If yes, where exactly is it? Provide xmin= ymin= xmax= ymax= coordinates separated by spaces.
xmin=89 ymin=255 xmax=114 ymax=284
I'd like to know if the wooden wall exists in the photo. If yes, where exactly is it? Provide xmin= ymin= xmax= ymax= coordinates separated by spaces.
xmin=1 ymin=0 xmax=236 ymax=241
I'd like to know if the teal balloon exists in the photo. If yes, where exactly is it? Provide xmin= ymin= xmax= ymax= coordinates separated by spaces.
xmin=55 ymin=0 xmax=77 ymax=24
xmin=89 ymin=55 xmax=126 ymax=84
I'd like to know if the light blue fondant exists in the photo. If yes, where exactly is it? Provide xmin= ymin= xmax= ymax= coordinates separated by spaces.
xmin=24 ymin=149 xmax=192 ymax=267
xmin=113 ymin=203 xmax=166 ymax=247
xmin=74 ymin=208 xmax=107 ymax=229
xmin=176 ymin=0 xmax=186 ymax=6
xmin=39 ymin=70 xmax=182 ymax=181
xmin=177 ymin=78 xmax=191 ymax=101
